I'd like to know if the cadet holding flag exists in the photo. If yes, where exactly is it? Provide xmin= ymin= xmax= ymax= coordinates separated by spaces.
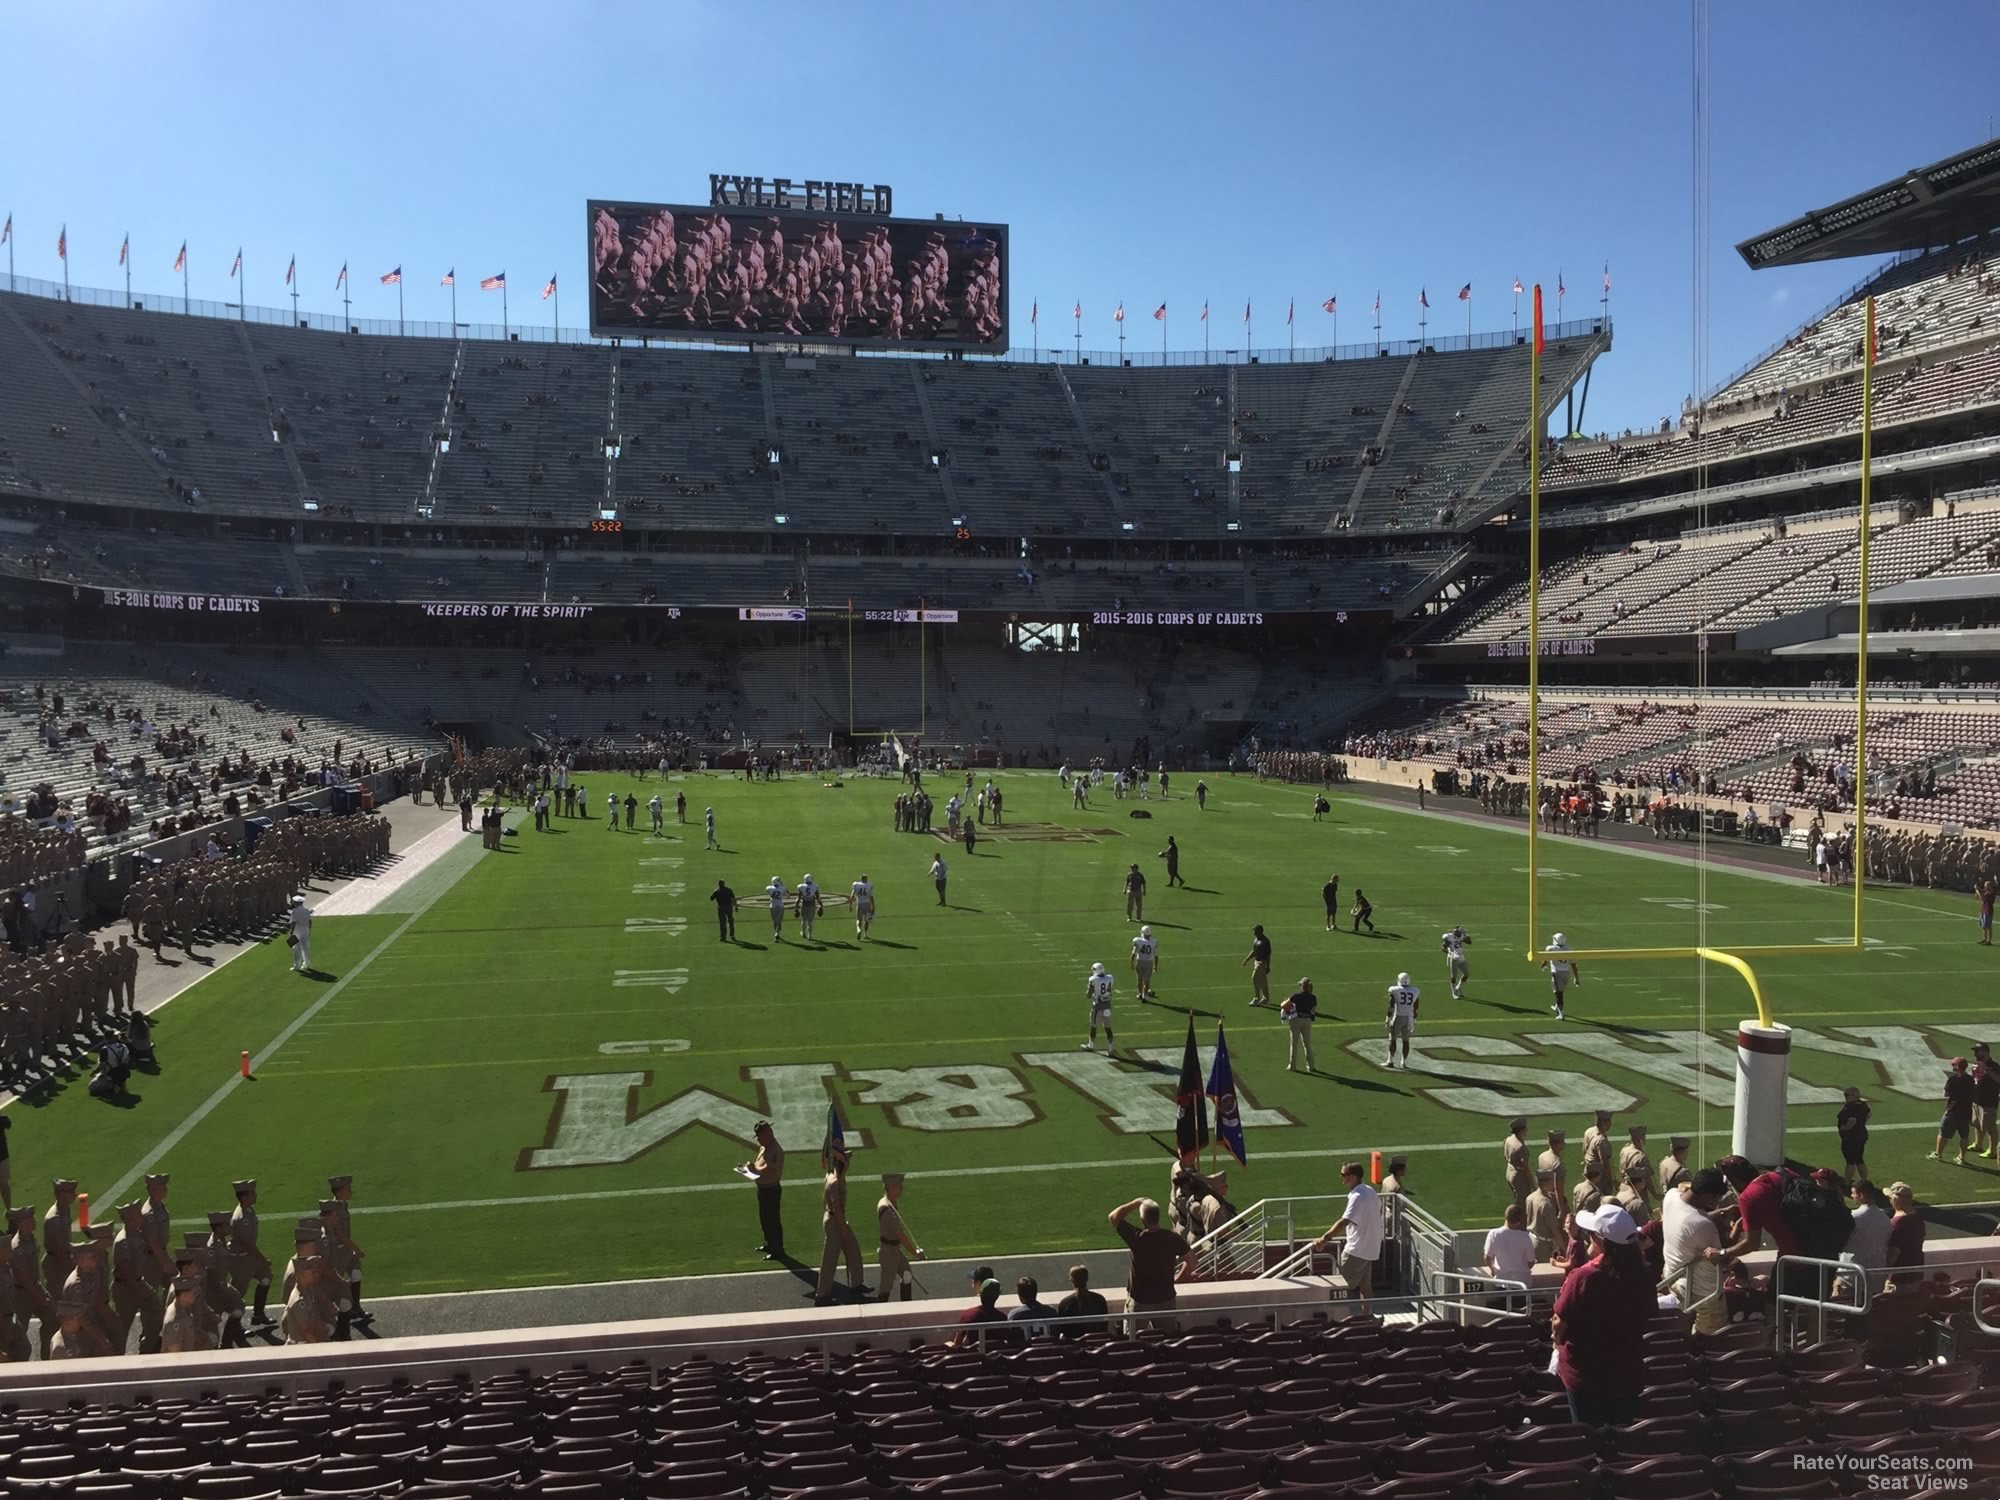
xmin=813 ymin=1107 xmax=867 ymax=1306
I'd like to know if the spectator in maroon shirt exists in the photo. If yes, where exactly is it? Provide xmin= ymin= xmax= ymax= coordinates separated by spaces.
xmin=1886 ymin=1182 xmax=1926 ymax=1288
xmin=1551 ymin=1204 xmax=1654 ymax=1427
xmin=951 ymin=1278 xmax=1016 ymax=1347
xmin=1715 ymin=1155 xmax=1799 ymax=1263
xmin=1933 ymin=1057 xmax=1976 ymax=1166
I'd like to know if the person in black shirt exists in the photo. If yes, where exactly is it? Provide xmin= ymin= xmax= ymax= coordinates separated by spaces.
xmin=1281 ymin=977 xmax=1319 ymax=1073
xmin=1836 ymin=1085 xmax=1870 ymax=1185
xmin=1054 ymin=1263 xmax=1109 ymax=1338
xmin=1351 ymin=888 xmax=1375 ymax=934
xmin=1242 ymin=925 xmax=1273 ymax=1006
xmin=1973 ymin=1043 xmax=2000 ymax=1161
xmin=710 ymin=880 xmax=737 ymax=942
xmin=1932 ymin=1058 xmax=1975 ymax=1166
xmin=0 ymin=1114 xmax=11 ymax=1209
xmin=1159 ymin=837 xmax=1184 ymax=888
xmin=1322 ymin=874 xmax=1341 ymax=931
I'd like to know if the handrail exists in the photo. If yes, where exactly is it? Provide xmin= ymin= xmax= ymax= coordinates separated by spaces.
xmin=1975 ymin=1277 xmax=2000 ymax=1338
xmin=1774 ymin=1252 xmax=1872 ymax=1347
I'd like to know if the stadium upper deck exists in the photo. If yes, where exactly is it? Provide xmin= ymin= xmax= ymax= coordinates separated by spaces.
xmin=0 ymin=283 xmax=1604 ymax=542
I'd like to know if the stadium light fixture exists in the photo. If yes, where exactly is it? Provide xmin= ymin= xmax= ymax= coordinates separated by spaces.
xmin=1121 ymin=521 xmax=1135 ymax=532
xmin=301 ymin=500 xmax=319 ymax=513
xmin=1226 ymin=453 xmax=1243 ymax=473
xmin=774 ymin=513 xmax=790 ymax=525
xmin=767 ymin=447 xmax=781 ymax=466
xmin=1225 ymin=521 xmax=1241 ymax=531
xmin=598 ymin=507 xmax=618 ymax=521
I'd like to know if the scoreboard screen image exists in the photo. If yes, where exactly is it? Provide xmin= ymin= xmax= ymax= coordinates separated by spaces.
xmin=588 ymin=199 xmax=1008 ymax=353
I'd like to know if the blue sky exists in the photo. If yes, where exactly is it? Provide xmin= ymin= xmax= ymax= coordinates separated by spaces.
xmin=5 ymin=1 xmax=1994 ymax=436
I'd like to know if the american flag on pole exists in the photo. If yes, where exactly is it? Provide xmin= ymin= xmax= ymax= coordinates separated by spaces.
xmin=1457 ymin=283 xmax=1470 ymax=302
xmin=1030 ymin=299 xmax=1037 ymax=324
xmin=380 ymin=266 xmax=402 ymax=285
xmin=1199 ymin=300 xmax=1207 ymax=321
xmin=1287 ymin=298 xmax=1294 ymax=326
xmin=1602 ymin=264 xmax=1611 ymax=292
xmin=285 ymin=256 xmax=295 ymax=285
xmin=1373 ymin=292 xmax=1381 ymax=314
xmin=1242 ymin=299 xmax=1251 ymax=324
xmin=1321 ymin=296 xmax=1336 ymax=313
xmin=1072 ymin=301 xmax=1080 ymax=319
xmin=541 ymin=273 xmax=557 ymax=300
xmin=481 ymin=272 xmax=506 ymax=291
xmin=1152 ymin=303 xmax=1166 ymax=321
xmin=440 ymin=268 xmax=455 ymax=287
xmin=1113 ymin=301 xmax=1124 ymax=322
xmin=1419 ymin=288 xmax=1429 ymax=309
xmin=1512 ymin=278 xmax=1524 ymax=295
xmin=335 ymin=262 xmax=347 ymax=288
xmin=173 ymin=241 xmax=185 ymax=273
xmin=1 ymin=213 xmax=11 ymax=246
xmin=57 ymin=226 xmax=67 ymax=261
xmin=119 ymin=235 xmax=128 ymax=267
xmin=230 ymin=248 xmax=242 ymax=278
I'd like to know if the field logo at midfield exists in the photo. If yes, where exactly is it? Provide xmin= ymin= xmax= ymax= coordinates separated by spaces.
xmin=1023 ymin=1049 xmax=1295 ymax=1135
xmin=520 ymin=1064 xmax=852 ymax=1169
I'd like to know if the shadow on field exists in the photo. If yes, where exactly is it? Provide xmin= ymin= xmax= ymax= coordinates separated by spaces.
xmin=1464 ymin=998 xmax=1556 ymax=1019
xmin=731 ymin=939 xmax=769 ymax=951
xmin=1143 ymin=919 xmax=1193 ymax=931
xmin=1425 ymin=1070 xmax=1526 ymax=1094
xmin=1301 ymin=1071 xmax=1408 ymax=1097
xmin=1141 ymin=998 xmax=1220 ymax=1019
xmin=1578 ymin=1018 xmax=1669 ymax=1038
xmin=871 ymin=939 xmax=919 ymax=951
xmin=1350 ymin=930 xmax=1406 ymax=941
xmin=1179 ymin=886 xmax=1221 ymax=895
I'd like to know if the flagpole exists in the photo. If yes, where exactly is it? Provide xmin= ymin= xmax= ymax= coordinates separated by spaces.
xmin=553 ymin=279 xmax=560 ymax=342
xmin=450 ymin=276 xmax=457 ymax=336
xmin=1513 ymin=286 xmax=1520 ymax=336
xmin=291 ymin=262 xmax=299 ymax=325
xmin=1161 ymin=309 xmax=1167 ymax=362
xmin=1466 ymin=291 xmax=1472 ymax=343
xmin=182 ymin=251 xmax=189 ymax=317
xmin=398 ymin=278 xmax=405 ymax=338
xmin=1117 ymin=312 xmax=1124 ymax=365
xmin=124 ymin=235 xmax=130 ymax=308
xmin=1073 ymin=306 xmax=1080 ymax=366
xmin=1288 ymin=304 xmax=1295 ymax=360
xmin=239 ymin=251 xmax=245 ymax=321
xmin=1031 ymin=304 xmax=1037 ymax=362
xmin=1374 ymin=297 xmax=1381 ymax=356
xmin=343 ymin=267 xmax=351 ymax=330
xmin=503 ymin=279 xmax=510 ymax=340
xmin=62 ymin=228 xmax=69 ymax=304
xmin=1203 ymin=306 xmax=1209 ymax=363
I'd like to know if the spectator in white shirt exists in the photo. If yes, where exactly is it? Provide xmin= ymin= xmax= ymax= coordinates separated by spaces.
xmin=1843 ymin=1180 xmax=1893 ymax=1292
xmin=1660 ymin=1167 xmax=1727 ymax=1333
xmin=1311 ymin=1161 xmax=1384 ymax=1302
xmin=1483 ymin=1202 xmax=1538 ymax=1309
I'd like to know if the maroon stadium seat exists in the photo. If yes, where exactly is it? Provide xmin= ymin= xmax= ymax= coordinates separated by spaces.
xmin=1381 ymin=1435 xmax=1485 ymax=1478
xmin=1211 ymin=1414 xmax=1307 ymax=1455
xmin=1067 ymin=1392 xmax=1155 ymax=1431
xmin=997 ymin=1430 xmax=1096 ymax=1471
xmin=1898 ymin=1363 xmax=1981 ymax=1401
xmin=1257 ymin=1379 xmax=1346 ymax=1417
xmin=1597 ymin=1415 xmax=1704 ymax=1459
xmin=1712 ymin=1407 xmax=1810 ymax=1455
xmin=1272 ymin=1440 xmax=1386 ymax=1488
xmin=1480 ymin=1468 xmax=1600 ymax=1500
xmin=1704 ymin=1374 xmax=1796 ymax=1414
xmin=1035 ymin=1458 xmax=1149 ymax=1500
xmin=1159 ymin=1452 xmax=1268 ymax=1496
xmin=1488 ymin=1423 xmax=1600 ymax=1469
xmin=1104 ymin=1420 xmax=1202 ymax=1463
xmin=1411 ymin=1398 xmax=1511 ymax=1437
xmin=875 ymin=1439 xmax=986 ymax=1484
xmin=1598 ymin=1457 xmax=1715 ymax=1500
xmin=1810 ymin=1395 xmax=1913 ymax=1440
xmin=1917 ymin=1387 xmax=2000 ymax=1431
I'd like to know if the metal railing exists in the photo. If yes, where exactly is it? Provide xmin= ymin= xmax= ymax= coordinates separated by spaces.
xmin=1974 ymin=1277 xmax=2000 ymax=1338
xmin=0 ymin=269 xmax=1611 ymax=369
xmin=1185 ymin=1193 xmax=1347 ymax=1281
xmin=1774 ymin=1253 xmax=1873 ymax=1347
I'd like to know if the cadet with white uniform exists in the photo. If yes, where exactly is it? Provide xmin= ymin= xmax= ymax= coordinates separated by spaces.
xmin=1130 ymin=925 xmax=1159 ymax=1000
xmin=1385 ymin=972 xmax=1420 ymax=1069
xmin=1544 ymin=933 xmax=1581 ymax=1020
xmin=1440 ymin=925 xmax=1471 ymax=999
xmin=797 ymin=875 xmax=820 ymax=941
xmin=1082 ymin=963 xmax=1115 ymax=1055
xmin=648 ymin=794 xmax=664 ymax=835
xmin=765 ymin=877 xmax=788 ymax=940
xmin=851 ymin=875 xmax=876 ymax=940
xmin=288 ymin=898 xmax=313 ymax=973
xmin=705 ymin=807 xmax=718 ymax=850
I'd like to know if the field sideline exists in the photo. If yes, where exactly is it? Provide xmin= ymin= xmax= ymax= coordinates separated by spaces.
xmin=11 ymin=772 xmax=1994 ymax=1297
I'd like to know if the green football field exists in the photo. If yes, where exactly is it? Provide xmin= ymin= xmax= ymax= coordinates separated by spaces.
xmin=15 ymin=774 xmax=1996 ymax=1296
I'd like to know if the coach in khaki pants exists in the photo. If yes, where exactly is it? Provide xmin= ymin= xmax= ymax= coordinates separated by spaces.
xmin=1312 ymin=1162 xmax=1383 ymax=1303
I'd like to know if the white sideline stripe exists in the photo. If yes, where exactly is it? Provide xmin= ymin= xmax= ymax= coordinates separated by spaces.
xmin=162 ymin=1119 xmax=1940 ymax=1228
xmin=100 ymin=812 xmax=514 ymax=1206
xmin=311 ymin=816 xmax=472 ymax=917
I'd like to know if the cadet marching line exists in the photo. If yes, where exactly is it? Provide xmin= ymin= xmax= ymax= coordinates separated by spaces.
xmin=3 ymin=1173 xmax=368 ymax=1360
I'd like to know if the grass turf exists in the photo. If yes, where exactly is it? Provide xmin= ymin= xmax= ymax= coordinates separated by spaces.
xmin=11 ymin=774 xmax=1994 ymax=1296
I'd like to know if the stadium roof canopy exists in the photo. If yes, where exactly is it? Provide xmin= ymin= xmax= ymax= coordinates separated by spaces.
xmin=1737 ymin=139 xmax=2000 ymax=269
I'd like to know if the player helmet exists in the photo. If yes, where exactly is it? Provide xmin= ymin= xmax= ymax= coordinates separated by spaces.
xmin=1552 ymin=932 xmax=1568 ymax=948
xmin=1091 ymin=962 xmax=1106 ymax=975
xmin=1397 ymin=972 xmax=1412 ymax=988
xmin=1140 ymin=925 xmax=1152 ymax=938
xmin=803 ymin=874 xmax=813 ymax=883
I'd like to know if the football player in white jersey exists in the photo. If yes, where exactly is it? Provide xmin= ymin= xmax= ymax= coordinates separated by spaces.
xmin=1130 ymin=925 xmax=1160 ymax=1000
xmin=1083 ymin=962 xmax=1115 ymax=1054
xmin=1440 ymin=925 xmax=1471 ymax=999
xmin=1544 ymin=932 xmax=1580 ymax=1020
xmin=765 ymin=876 xmax=788 ymax=940
xmin=648 ymin=794 xmax=664 ymax=836
xmin=851 ymin=874 xmax=876 ymax=940
xmin=797 ymin=874 xmax=821 ymax=941
xmin=1385 ymin=972 xmax=1420 ymax=1069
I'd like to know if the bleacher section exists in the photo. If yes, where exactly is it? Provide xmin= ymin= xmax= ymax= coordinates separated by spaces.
xmin=0 ymin=289 xmax=1605 ymax=539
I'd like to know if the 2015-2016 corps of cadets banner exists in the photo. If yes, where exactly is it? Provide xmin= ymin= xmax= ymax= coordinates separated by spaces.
xmin=586 ymin=199 xmax=1008 ymax=354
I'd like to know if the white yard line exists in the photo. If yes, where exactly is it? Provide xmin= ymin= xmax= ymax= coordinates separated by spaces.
xmin=159 ymin=1118 xmax=1949 ymax=1230
xmin=312 ymin=815 xmax=474 ymax=916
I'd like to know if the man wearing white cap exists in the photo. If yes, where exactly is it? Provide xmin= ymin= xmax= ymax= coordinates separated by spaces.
xmin=1083 ymin=963 xmax=1115 ymax=1055
xmin=1130 ymin=925 xmax=1158 ymax=1000
xmin=1385 ymin=972 xmax=1420 ymax=1069
xmin=1544 ymin=932 xmax=1581 ymax=1020
xmin=288 ymin=897 xmax=313 ymax=974
xmin=1551 ymin=1202 xmax=1653 ymax=1426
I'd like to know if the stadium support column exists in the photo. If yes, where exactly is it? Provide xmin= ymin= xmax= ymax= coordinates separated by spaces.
xmin=1733 ymin=1023 xmax=1790 ymax=1167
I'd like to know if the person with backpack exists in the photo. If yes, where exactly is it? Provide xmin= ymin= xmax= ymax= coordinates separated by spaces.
xmin=1715 ymin=1154 xmax=1852 ymax=1266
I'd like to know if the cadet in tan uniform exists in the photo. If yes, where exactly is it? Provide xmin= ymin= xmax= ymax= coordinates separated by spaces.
xmin=1535 ymin=1131 xmax=1568 ymax=1201
xmin=1503 ymin=1116 xmax=1532 ymax=1207
xmin=0 ymin=1244 xmax=27 ymax=1361
xmin=47 ymin=1298 xmax=113 ymax=1360
xmin=159 ymin=1275 xmax=216 ymax=1354
xmin=741 ymin=1123 xmax=786 ymax=1261
xmin=140 ymin=1174 xmax=175 ymax=1288
xmin=1616 ymin=1162 xmax=1655 ymax=1218
xmin=327 ymin=1175 xmax=368 ymax=1324
xmin=876 ymin=1174 xmax=924 ymax=1302
xmin=812 ymin=1149 xmax=867 ymax=1306
xmin=200 ymin=1214 xmax=249 ymax=1347
xmin=282 ymin=1242 xmax=337 ymax=1345
xmin=229 ymin=1179 xmax=275 ymax=1324
xmin=1569 ymin=1170 xmax=1600 ymax=1216
xmin=64 ymin=1233 xmax=118 ymax=1352
xmin=1617 ymin=1126 xmax=1653 ymax=1201
xmin=1659 ymin=1134 xmax=1691 ymax=1191
xmin=111 ymin=1200 xmax=164 ymax=1354
xmin=1523 ymin=1167 xmax=1561 ymax=1262
xmin=1581 ymin=1109 xmax=1614 ymax=1191
xmin=7 ymin=1205 xmax=48 ymax=1359
xmin=40 ymin=1179 xmax=77 ymax=1347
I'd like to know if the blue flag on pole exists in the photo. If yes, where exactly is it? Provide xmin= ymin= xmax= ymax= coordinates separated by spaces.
xmin=822 ymin=1103 xmax=847 ymax=1170
xmin=1207 ymin=1023 xmax=1247 ymax=1166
